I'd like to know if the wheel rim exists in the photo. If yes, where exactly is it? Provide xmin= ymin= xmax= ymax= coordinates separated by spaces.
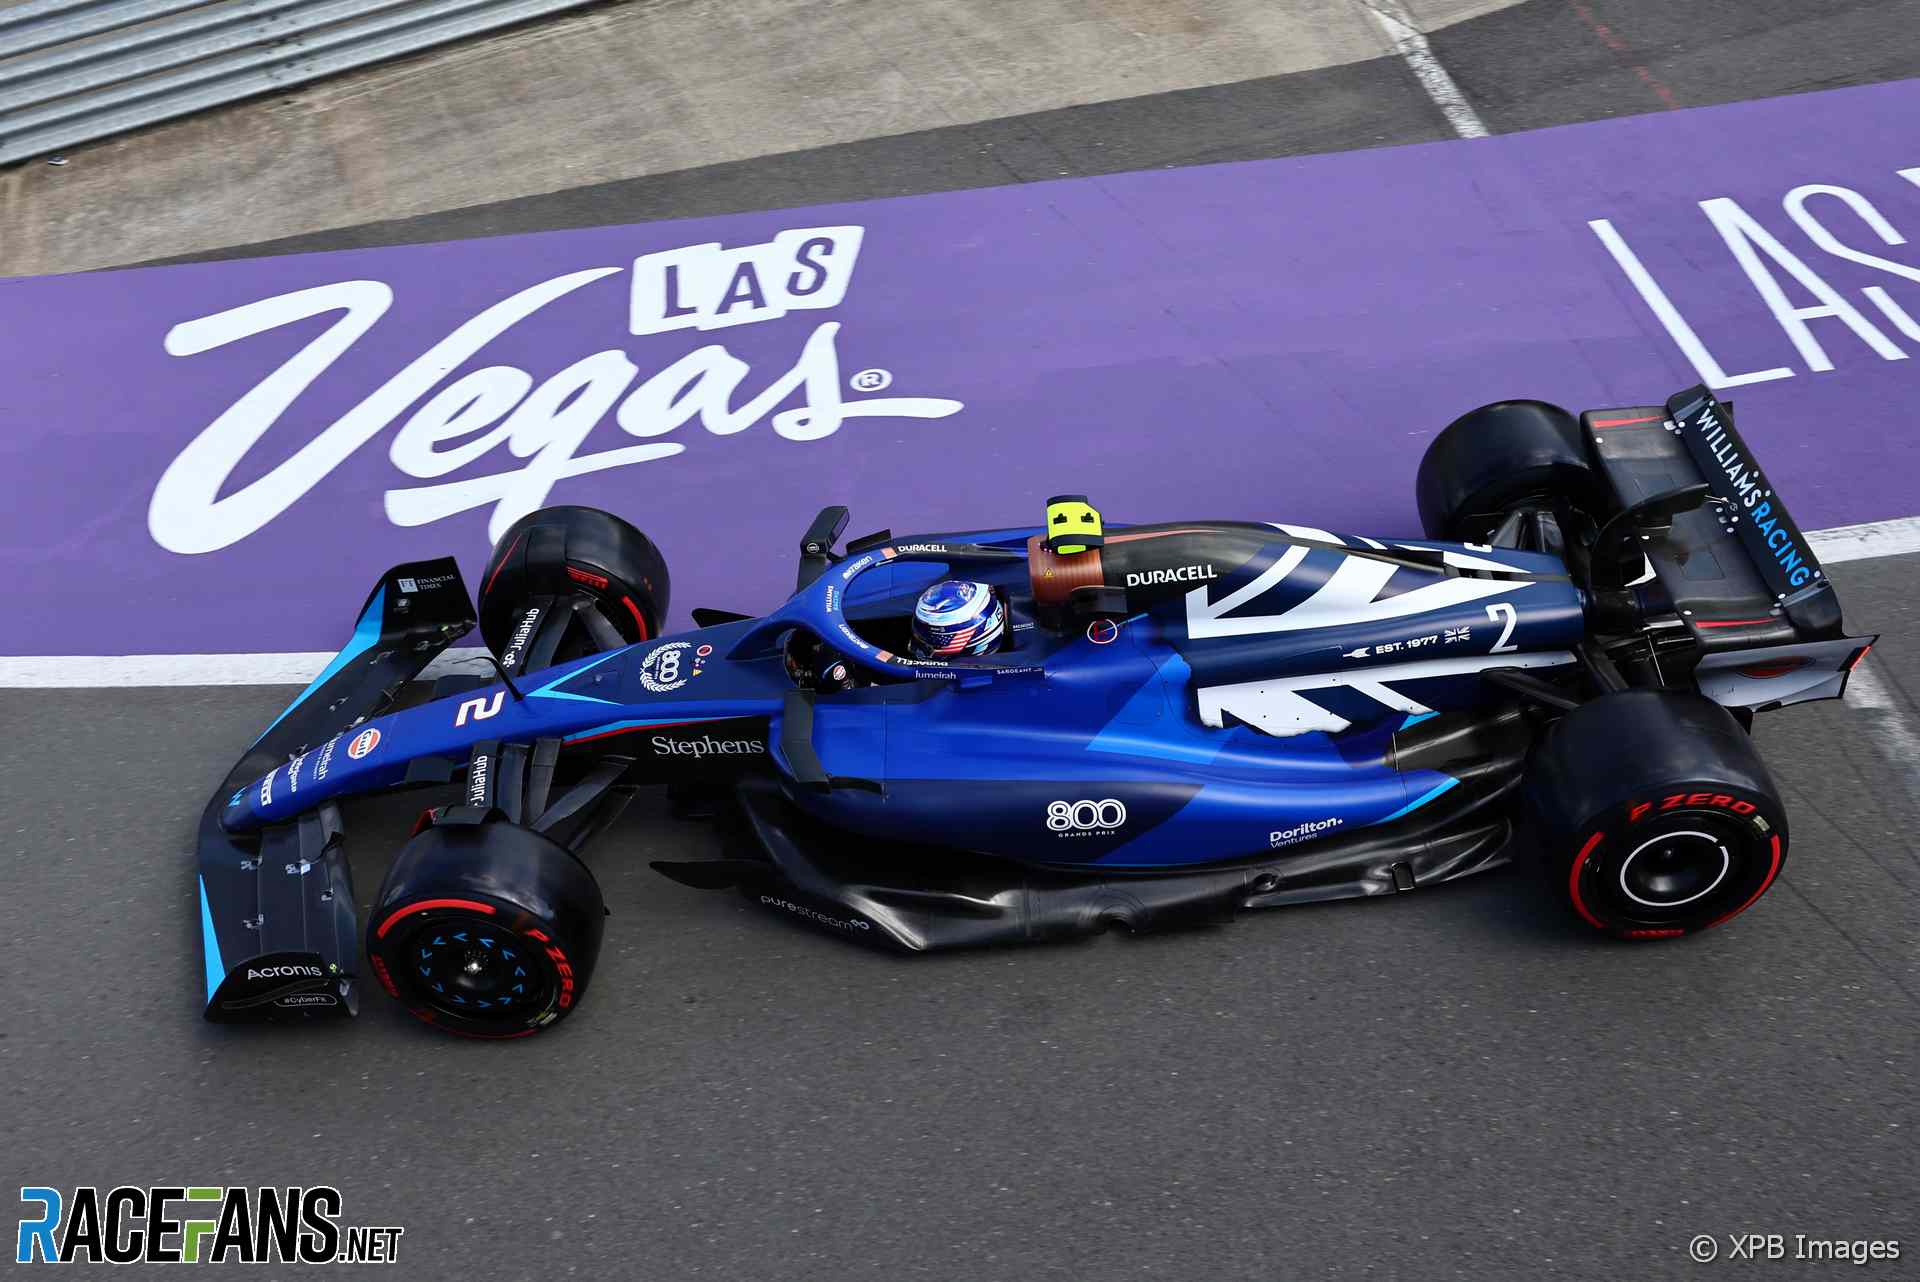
xmin=395 ymin=911 xmax=550 ymax=1022
xmin=1618 ymin=830 xmax=1732 ymax=909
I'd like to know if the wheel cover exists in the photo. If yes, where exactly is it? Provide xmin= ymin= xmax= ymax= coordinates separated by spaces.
xmin=1572 ymin=806 xmax=1776 ymax=933
xmin=390 ymin=910 xmax=553 ymax=1025
xmin=1617 ymin=830 xmax=1731 ymax=909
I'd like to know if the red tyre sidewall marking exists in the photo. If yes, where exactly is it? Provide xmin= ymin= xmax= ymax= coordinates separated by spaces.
xmin=404 ymin=1008 xmax=540 ymax=1039
xmin=620 ymin=594 xmax=649 ymax=640
xmin=1568 ymin=830 xmax=1608 ymax=929
xmin=1708 ymin=834 xmax=1784 ymax=929
xmin=374 ymin=897 xmax=497 ymax=940
xmin=483 ymin=531 xmax=524 ymax=601
xmin=378 ymin=900 xmax=557 ymax=1033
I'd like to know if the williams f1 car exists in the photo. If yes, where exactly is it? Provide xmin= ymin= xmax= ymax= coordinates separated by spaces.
xmin=196 ymin=386 xmax=1875 ymax=1036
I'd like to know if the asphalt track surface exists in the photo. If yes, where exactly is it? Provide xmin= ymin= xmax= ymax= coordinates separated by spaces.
xmin=7 ymin=2 xmax=1920 ymax=1278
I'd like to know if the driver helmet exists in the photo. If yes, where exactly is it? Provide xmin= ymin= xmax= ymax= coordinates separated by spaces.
xmin=911 ymin=580 xmax=1006 ymax=658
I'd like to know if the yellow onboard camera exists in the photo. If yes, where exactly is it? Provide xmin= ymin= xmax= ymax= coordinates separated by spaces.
xmin=1044 ymin=495 xmax=1104 ymax=555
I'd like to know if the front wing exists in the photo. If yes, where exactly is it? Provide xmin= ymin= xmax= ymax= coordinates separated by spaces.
xmin=197 ymin=559 xmax=475 ymax=1022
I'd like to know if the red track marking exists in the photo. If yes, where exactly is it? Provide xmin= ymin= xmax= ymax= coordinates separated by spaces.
xmin=1565 ymin=0 xmax=1680 ymax=111
xmin=375 ymin=897 xmax=496 ymax=940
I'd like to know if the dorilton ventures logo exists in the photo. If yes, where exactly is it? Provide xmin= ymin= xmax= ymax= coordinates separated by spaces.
xmin=16 ymin=1186 xmax=403 ymax=1265
xmin=147 ymin=225 xmax=965 ymax=555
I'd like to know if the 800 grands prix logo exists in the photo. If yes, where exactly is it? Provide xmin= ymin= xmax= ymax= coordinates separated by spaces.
xmin=146 ymin=226 xmax=964 ymax=554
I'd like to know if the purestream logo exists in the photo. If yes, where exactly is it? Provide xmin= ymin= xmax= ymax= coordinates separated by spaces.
xmin=759 ymin=895 xmax=871 ymax=932
xmin=16 ymin=1186 xmax=403 ymax=1265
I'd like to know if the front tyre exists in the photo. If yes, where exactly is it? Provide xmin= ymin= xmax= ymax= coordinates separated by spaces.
xmin=478 ymin=505 xmax=670 ymax=673
xmin=1524 ymin=690 xmax=1787 ymax=938
xmin=367 ymin=820 xmax=606 ymax=1037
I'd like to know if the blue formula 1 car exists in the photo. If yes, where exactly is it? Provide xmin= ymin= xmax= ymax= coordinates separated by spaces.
xmin=197 ymin=386 xmax=1875 ymax=1036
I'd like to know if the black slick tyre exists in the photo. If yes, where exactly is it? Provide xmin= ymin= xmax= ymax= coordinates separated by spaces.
xmin=1416 ymin=399 xmax=1602 ymax=541
xmin=1523 ymin=690 xmax=1787 ymax=939
xmin=366 ymin=820 xmax=606 ymax=1037
xmin=477 ymin=505 xmax=670 ymax=671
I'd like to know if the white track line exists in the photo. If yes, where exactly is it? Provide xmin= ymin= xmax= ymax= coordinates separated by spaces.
xmin=1843 ymin=660 xmax=1920 ymax=794
xmin=3 ymin=516 xmax=1915 ymax=689
xmin=1358 ymin=0 xmax=1490 ymax=140
xmin=1808 ymin=516 xmax=1920 ymax=564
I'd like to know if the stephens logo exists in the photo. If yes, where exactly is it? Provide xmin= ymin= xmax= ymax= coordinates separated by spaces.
xmin=650 ymin=734 xmax=765 ymax=757
xmin=15 ymin=1186 xmax=402 ymax=1265
xmin=346 ymin=727 xmax=381 ymax=760
xmin=148 ymin=225 xmax=965 ymax=555
xmin=639 ymin=641 xmax=691 ymax=692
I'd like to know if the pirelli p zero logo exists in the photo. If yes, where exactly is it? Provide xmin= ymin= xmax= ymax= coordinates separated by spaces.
xmin=1629 ymin=792 xmax=1759 ymax=823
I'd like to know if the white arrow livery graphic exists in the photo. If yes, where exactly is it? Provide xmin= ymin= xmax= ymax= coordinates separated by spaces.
xmin=1184 ymin=529 xmax=1544 ymax=640
xmin=1197 ymin=652 xmax=1578 ymax=737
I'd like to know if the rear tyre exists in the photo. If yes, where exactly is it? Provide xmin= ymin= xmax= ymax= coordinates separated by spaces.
xmin=1524 ymin=690 xmax=1787 ymax=939
xmin=1415 ymin=399 xmax=1603 ymax=541
xmin=366 ymin=820 xmax=606 ymax=1037
xmin=478 ymin=506 xmax=670 ymax=672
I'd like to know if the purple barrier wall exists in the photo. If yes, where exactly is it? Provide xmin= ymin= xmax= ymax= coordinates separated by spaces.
xmin=4 ymin=78 xmax=1918 ymax=656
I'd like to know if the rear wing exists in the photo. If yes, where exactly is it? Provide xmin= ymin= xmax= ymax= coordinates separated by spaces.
xmin=1583 ymin=385 xmax=1874 ymax=708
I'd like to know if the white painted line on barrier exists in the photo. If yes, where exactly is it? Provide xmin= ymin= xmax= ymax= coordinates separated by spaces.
xmin=1358 ymin=0 xmax=1490 ymax=140
xmin=1 ymin=517 xmax=1914 ymax=689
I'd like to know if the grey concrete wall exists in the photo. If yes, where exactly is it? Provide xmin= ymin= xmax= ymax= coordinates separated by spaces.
xmin=1 ymin=0 xmax=1523 ymax=277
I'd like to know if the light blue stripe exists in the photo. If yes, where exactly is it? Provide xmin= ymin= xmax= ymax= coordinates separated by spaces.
xmin=564 ymin=715 xmax=721 ymax=742
xmin=1400 ymin=711 xmax=1438 ymax=729
xmin=1378 ymin=776 xmax=1459 ymax=824
xmin=198 ymin=875 xmax=227 ymax=1003
xmin=253 ymin=585 xmax=387 ymax=744
xmin=530 ymin=649 xmax=623 ymax=705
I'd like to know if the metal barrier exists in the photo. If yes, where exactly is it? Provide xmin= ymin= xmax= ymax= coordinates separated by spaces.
xmin=0 ymin=0 xmax=606 ymax=165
